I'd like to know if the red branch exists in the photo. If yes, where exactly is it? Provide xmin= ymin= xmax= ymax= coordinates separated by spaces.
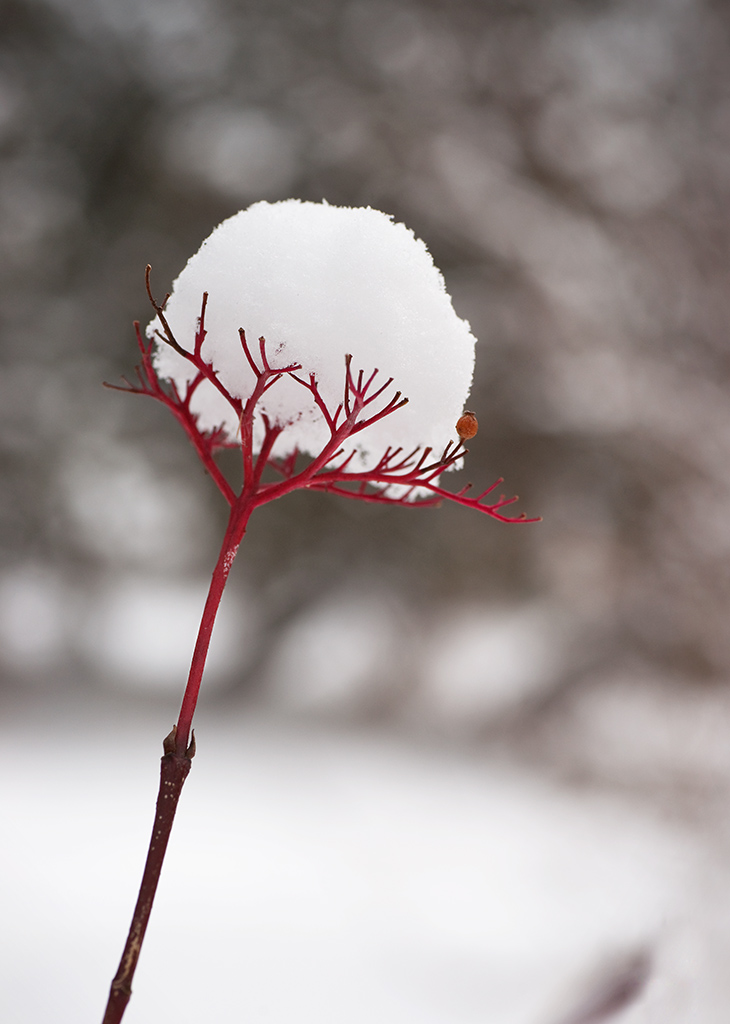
xmin=101 ymin=277 xmax=539 ymax=1024
xmin=107 ymin=276 xmax=538 ymax=523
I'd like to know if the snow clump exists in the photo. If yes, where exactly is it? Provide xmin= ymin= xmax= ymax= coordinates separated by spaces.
xmin=149 ymin=199 xmax=476 ymax=465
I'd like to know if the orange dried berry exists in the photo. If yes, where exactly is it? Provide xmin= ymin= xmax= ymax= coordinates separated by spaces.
xmin=456 ymin=411 xmax=478 ymax=441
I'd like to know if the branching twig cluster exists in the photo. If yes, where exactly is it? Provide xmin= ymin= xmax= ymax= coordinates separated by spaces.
xmin=106 ymin=267 xmax=538 ymax=523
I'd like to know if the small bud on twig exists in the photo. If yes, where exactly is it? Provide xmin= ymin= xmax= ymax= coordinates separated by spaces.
xmin=162 ymin=726 xmax=177 ymax=755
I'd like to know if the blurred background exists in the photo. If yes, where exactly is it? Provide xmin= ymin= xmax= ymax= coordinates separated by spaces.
xmin=3 ymin=0 xmax=730 ymax=1021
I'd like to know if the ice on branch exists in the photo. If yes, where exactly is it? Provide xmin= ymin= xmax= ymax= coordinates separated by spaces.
xmin=149 ymin=199 xmax=475 ymax=468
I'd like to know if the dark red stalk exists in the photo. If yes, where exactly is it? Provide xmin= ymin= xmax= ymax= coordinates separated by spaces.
xmin=101 ymin=496 xmax=253 ymax=1023
xmin=101 ymin=739 xmax=191 ymax=1024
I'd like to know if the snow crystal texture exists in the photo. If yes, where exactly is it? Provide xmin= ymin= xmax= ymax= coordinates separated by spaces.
xmin=150 ymin=200 xmax=476 ymax=465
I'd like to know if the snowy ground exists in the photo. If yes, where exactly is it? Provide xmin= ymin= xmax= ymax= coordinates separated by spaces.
xmin=2 ymin=703 xmax=730 ymax=1024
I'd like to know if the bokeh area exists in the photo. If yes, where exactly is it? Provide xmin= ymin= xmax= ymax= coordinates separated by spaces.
xmin=3 ymin=0 xmax=730 ymax=1021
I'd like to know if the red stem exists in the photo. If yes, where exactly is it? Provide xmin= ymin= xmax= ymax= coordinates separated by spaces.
xmin=101 ymin=495 xmax=254 ymax=1023
xmin=102 ymin=320 xmax=538 ymax=1022
xmin=174 ymin=496 xmax=254 ymax=756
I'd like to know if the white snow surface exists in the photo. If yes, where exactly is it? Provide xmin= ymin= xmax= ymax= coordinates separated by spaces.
xmin=0 ymin=708 xmax=720 ymax=1024
xmin=149 ymin=200 xmax=476 ymax=467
